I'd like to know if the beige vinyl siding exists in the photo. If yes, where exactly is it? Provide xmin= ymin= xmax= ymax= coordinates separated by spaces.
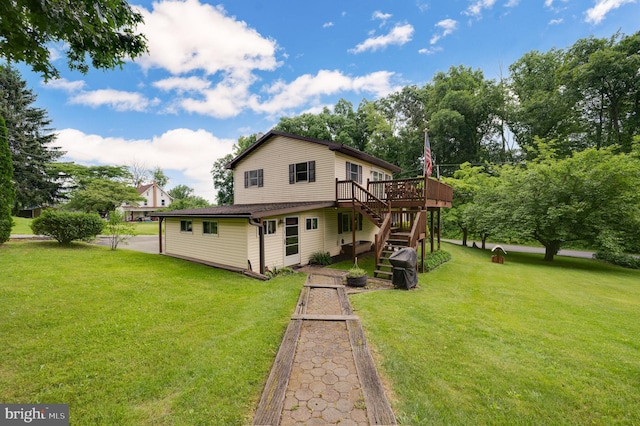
xmin=234 ymin=135 xmax=336 ymax=204
xmin=334 ymin=152 xmax=395 ymax=183
xmin=247 ymin=224 xmax=261 ymax=272
xmin=300 ymin=209 xmax=329 ymax=263
xmin=164 ymin=218 xmax=248 ymax=269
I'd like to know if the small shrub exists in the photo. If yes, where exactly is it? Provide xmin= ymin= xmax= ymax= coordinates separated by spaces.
xmin=594 ymin=251 xmax=640 ymax=269
xmin=346 ymin=267 xmax=367 ymax=278
xmin=31 ymin=210 xmax=104 ymax=244
xmin=265 ymin=266 xmax=296 ymax=279
xmin=105 ymin=210 xmax=136 ymax=250
xmin=423 ymin=250 xmax=452 ymax=271
xmin=309 ymin=251 xmax=332 ymax=266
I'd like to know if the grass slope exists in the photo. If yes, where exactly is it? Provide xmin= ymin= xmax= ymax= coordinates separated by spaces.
xmin=0 ymin=241 xmax=303 ymax=425
xmin=350 ymin=243 xmax=640 ymax=425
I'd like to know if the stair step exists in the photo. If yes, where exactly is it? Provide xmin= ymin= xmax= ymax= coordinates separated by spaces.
xmin=374 ymin=270 xmax=392 ymax=279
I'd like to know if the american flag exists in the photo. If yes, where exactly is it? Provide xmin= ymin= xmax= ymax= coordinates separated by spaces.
xmin=424 ymin=129 xmax=432 ymax=177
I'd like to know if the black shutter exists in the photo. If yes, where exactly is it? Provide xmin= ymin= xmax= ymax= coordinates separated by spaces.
xmin=244 ymin=171 xmax=249 ymax=188
xmin=358 ymin=165 xmax=363 ymax=184
xmin=308 ymin=161 xmax=315 ymax=182
xmin=258 ymin=169 xmax=264 ymax=187
xmin=289 ymin=164 xmax=295 ymax=184
xmin=338 ymin=213 xmax=343 ymax=234
xmin=346 ymin=162 xmax=351 ymax=180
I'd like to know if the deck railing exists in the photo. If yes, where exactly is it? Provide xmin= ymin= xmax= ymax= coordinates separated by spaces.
xmin=366 ymin=177 xmax=452 ymax=205
xmin=336 ymin=180 xmax=390 ymax=220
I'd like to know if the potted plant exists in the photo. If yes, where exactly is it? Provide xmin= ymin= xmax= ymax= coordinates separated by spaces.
xmin=345 ymin=258 xmax=367 ymax=287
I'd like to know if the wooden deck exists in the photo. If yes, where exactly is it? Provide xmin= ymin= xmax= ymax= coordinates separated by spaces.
xmin=336 ymin=176 xmax=453 ymax=209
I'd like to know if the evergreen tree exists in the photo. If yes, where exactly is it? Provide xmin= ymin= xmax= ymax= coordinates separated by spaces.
xmin=0 ymin=115 xmax=14 ymax=243
xmin=0 ymin=65 xmax=63 ymax=213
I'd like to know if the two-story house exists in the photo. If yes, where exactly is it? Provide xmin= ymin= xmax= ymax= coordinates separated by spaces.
xmin=121 ymin=181 xmax=173 ymax=221
xmin=152 ymin=130 xmax=452 ymax=278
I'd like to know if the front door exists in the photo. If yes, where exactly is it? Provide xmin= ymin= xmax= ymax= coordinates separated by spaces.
xmin=284 ymin=216 xmax=300 ymax=266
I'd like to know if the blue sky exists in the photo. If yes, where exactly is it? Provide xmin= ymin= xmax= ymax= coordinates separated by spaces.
xmin=16 ymin=0 xmax=640 ymax=202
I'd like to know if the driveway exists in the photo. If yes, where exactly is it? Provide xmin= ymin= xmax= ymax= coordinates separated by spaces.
xmin=94 ymin=235 xmax=160 ymax=254
xmin=442 ymin=239 xmax=595 ymax=259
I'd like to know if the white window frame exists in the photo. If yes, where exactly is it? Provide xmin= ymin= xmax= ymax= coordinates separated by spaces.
xmin=180 ymin=220 xmax=192 ymax=233
xmin=306 ymin=217 xmax=318 ymax=231
xmin=203 ymin=221 xmax=218 ymax=236
xmin=263 ymin=219 xmax=277 ymax=235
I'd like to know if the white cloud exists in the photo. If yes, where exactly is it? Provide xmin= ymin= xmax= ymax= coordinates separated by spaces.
xmin=251 ymin=70 xmax=399 ymax=116
xmin=70 ymin=90 xmax=160 ymax=112
xmin=585 ymin=0 xmax=636 ymax=24
xmin=545 ymin=0 xmax=569 ymax=10
xmin=153 ymin=76 xmax=212 ymax=93
xmin=136 ymin=0 xmax=279 ymax=76
xmin=179 ymin=74 xmax=256 ymax=119
xmin=548 ymin=18 xmax=564 ymax=25
xmin=419 ymin=47 xmax=443 ymax=55
xmin=504 ymin=0 xmax=520 ymax=7
xmin=430 ymin=19 xmax=458 ymax=45
xmin=463 ymin=0 xmax=497 ymax=17
xmin=44 ymin=78 xmax=86 ymax=92
xmin=372 ymin=11 xmax=392 ymax=22
xmin=349 ymin=24 xmax=414 ymax=53
xmin=56 ymin=128 xmax=235 ymax=202
xmin=323 ymin=21 xmax=334 ymax=28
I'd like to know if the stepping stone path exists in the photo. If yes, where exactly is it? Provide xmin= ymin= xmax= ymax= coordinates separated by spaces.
xmin=253 ymin=272 xmax=396 ymax=426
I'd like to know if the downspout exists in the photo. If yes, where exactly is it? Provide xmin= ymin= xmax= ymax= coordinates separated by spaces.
xmin=248 ymin=218 xmax=265 ymax=275
xmin=158 ymin=217 xmax=164 ymax=253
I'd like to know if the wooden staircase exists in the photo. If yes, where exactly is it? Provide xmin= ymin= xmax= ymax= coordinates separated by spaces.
xmin=339 ymin=180 xmax=428 ymax=281
xmin=373 ymin=232 xmax=410 ymax=279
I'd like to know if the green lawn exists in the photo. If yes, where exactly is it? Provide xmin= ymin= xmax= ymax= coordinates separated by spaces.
xmin=3 ymin=240 xmax=639 ymax=425
xmin=0 ymin=241 xmax=304 ymax=425
xmin=350 ymin=243 xmax=640 ymax=425
xmin=10 ymin=216 xmax=33 ymax=234
xmin=10 ymin=216 xmax=161 ymax=236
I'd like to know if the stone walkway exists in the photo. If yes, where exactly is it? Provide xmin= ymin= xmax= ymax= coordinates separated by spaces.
xmin=253 ymin=272 xmax=396 ymax=426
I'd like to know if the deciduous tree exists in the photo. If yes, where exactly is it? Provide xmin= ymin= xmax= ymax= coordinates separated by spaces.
xmin=480 ymin=144 xmax=640 ymax=260
xmin=65 ymin=179 xmax=143 ymax=215
xmin=0 ymin=0 xmax=147 ymax=80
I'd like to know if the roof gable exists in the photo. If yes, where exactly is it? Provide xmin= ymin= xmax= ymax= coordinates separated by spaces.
xmin=226 ymin=130 xmax=402 ymax=173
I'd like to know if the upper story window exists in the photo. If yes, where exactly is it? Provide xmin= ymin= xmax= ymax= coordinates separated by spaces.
xmin=289 ymin=161 xmax=316 ymax=184
xmin=371 ymin=170 xmax=391 ymax=181
xmin=244 ymin=169 xmax=264 ymax=188
xmin=144 ymin=201 xmax=148 ymax=206
xmin=161 ymin=199 xmax=165 ymax=206
xmin=180 ymin=220 xmax=192 ymax=233
xmin=346 ymin=162 xmax=363 ymax=184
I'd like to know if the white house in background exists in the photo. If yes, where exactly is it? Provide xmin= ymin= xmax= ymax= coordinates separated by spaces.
xmin=120 ymin=181 xmax=173 ymax=221
xmin=152 ymin=130 xmax=452 ymax=278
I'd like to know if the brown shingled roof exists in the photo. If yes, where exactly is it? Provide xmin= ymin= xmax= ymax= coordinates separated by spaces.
xmin=225 ymin=130 xmax=402 ymax=173
xmin=152 ymin=201 xmax=336 ymax=219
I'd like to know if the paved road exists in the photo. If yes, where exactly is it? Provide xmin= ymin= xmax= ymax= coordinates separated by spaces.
xmin=443 ymin=239 xmax=595 ymax=259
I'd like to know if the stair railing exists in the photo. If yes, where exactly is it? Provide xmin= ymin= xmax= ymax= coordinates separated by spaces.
xmin=375 ymin=213 xmax=392 ymax=264
xmin=408 ymin=209 xmax=426 ymax=249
